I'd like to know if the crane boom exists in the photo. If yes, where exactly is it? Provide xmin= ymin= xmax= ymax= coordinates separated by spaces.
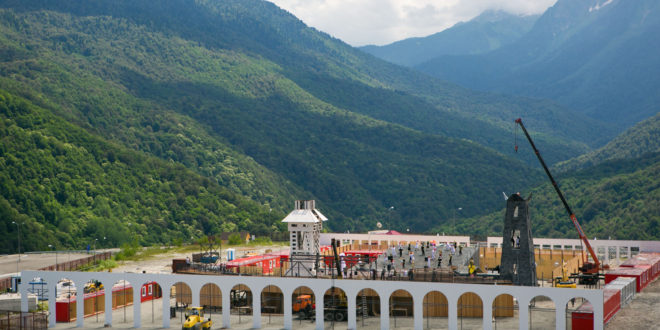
xmin=514 ymin=118 xmax=600 ymax=272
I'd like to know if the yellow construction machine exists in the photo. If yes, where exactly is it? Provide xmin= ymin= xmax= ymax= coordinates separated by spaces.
xmin=182 ymin=306 xmax=212 ymax=330
xmin=554 ymin=261 xmax=577 ymax=289
xmin=83 ymin=280 xmax=104 ymax=293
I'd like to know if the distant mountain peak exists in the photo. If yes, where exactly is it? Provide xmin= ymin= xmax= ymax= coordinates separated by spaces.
xmin=472 ymin=10 xmax=524 ymax=23
xmin=360 ymin=10 xmax=539 ymax=66
xmin=589 ymin=0 xmax=615 ymax=12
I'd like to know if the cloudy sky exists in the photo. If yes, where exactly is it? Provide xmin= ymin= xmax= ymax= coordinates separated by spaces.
xmin=268 ymin=0 xmax=558 ymax=46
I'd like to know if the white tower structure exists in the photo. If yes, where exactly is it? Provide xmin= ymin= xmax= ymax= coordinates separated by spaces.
xmin=283 ymin=200 xmax=327 ymax=257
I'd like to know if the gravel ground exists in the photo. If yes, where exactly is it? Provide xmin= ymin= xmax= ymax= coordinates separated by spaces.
xmin=606 ymin=276 xmax=660 ymax=330
xmin=110 ymin=245 xmax=285 ymax=274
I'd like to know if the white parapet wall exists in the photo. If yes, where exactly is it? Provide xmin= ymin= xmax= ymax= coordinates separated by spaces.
xmin=21 ymin=270 xmax=603 ymax=330
xmin=0 ymin=293 xmax=37 ymax=312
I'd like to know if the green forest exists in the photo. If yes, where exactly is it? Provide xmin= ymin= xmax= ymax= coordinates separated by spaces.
xmin=0 ymin=91 xmax=285 ymax=251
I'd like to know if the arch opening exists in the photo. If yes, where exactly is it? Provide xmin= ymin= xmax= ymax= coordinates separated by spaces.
xmin=566 ymin=296 xmax=591 ymax=330
xmin=110 ymin=279 xmax=133 ymax=325
xmin=261 ymin=285 xmax=283 ymax=326
xmin=529 ymin=295 xmax=555 ymax=330
xmin=230 ymin=283 xmax=253 ymax=328
xmin=54 ymin=278 xmax=79 ymax=324
xmin=324 ymin=286 xmax=348 ymax=328
xmin=492 ymin=294 xmax=519 ymax=329
xmin=171 ymin=282 xmax=192 ymax=327
xmin=356 ymin=288 xmax=380 ymax=329
xmin=423 ymin=290 xmax=448 ymax=329
xmin=292 ymin=286 xmax=315 ymax=325
xmin=389 ymin=289 xmax=413 ymax=328
xmin=79 ymin=278 xmax=105 ymax=327
xmin=457 ymin=292 xmax=483 ymax=330
xmin=139 ymin=281 xmax=162 ymax=327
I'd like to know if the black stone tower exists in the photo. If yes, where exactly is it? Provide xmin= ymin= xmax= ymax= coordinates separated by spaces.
xmin=500 ymin=193 xmax=537 ymax=286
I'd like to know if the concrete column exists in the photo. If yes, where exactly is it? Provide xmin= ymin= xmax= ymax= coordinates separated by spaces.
xmin=378 ymin=292 xmax=391 ymax=330
xmin=616 ymin=246 xmax=621 ymax=264
xmin=222 ymin=288 xmax=231 ymax=328
xmin=594 ymin=296 xmax=604 ymax=330
xmin=555 ymin=300 xmax=566 ymax=330
xmin=19 ymin=280 xmax=27 ymax=312
xmin=48 ymin=281 xmax=56 ymax=328
xmin=627 ymin=246 xmax=632 ymax=259
xmin=347 ymin=290 xmax=357 ymax=330
xmin=283 ymin=289 xmax=292 ymax=330
xmin=162 ymin=284 xmax=170 ymax=328
xmin=413 ymin=293 xmax=423 ymax=330
xmin=380 ymin=294 xmax=389 ymax=330
xmin=76 ymin=283 xmax=85 ymax=328
xmin=482 ymin=296 xmax=493 ymax=330
xmin=447 ymin=295 xmax=458 ymax=330
xmin=518 ymin=299 xmax=529 ymax=330
xmin=133 ymin=285 xmax=142 ymax=328
xmin=605 ymin=245 xmax=610 ymax=264
xmin=105 ymin=285 xmax=113 ymax=327
xmin=191 ymin=284 xmax=200 ymax=307
xmin=252 ymin=289 xmax=262 ymax=329
xmin=315 ymin=290 xmax=324 ymax=330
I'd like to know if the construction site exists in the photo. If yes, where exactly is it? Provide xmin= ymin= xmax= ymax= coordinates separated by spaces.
xmin=6 ymin=119 xmax=660 ymax=330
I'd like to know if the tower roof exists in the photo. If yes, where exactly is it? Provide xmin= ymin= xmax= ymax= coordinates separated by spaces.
xmin=282 ymin=200 xmax=327 ymax=223
xmin=282 ymin=209 xmax=327 ymax=223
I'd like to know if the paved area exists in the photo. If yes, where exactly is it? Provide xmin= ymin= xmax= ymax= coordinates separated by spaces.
xmin=0 ymin=252 xmax=95 ymax=277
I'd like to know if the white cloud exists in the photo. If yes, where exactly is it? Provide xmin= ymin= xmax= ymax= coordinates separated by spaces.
xmin=269 ymin=0 xmax=558 ymax=46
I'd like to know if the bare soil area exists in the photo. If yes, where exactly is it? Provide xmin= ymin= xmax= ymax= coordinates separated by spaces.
xmin=606 ymin=276 xmax=660 ymax=330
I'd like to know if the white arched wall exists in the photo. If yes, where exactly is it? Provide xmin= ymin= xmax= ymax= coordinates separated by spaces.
xmin=23 ymin=270 xmax=603 ymax=330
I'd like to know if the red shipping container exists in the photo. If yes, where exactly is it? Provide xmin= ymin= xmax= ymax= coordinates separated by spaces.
xmin=226 ymin=254 xmax=281 ymax=274
xmin=140 ymin=281 xmax=162 ymax=303
xmin=56 ymin=297 xmax=75 ymax=322
xmin=603 ymin=289 xmax=621 ymax=323
xmin=605 ymin=267 xmax=649 ymax=292
xmin=571 ymin=288 xmax=621 ymax=330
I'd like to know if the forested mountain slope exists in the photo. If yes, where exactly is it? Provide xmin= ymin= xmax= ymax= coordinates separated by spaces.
xmin=0 ymin=91 xmax=285 ymax=253
xmin=3 ymin=0 xmax=645 ymax=249
xmin=555 ymin=112 xmax=660 ymax=172
xmin=438 ymin=151 xmax=660 ymax=240
xmin=0 ymin=0 xmax=554 ymax=238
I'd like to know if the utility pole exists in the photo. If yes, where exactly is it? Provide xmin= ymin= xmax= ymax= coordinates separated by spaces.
xmin=49 ymin=244 xmax=58 ymax=271
xmin=452 ymin=208 xmax=462 ymax=234
xmin=12 ymin=221 xmax=21 ymax=262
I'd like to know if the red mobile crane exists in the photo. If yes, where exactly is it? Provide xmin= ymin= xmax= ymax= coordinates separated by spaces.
xmin=515 ymin=118 xmax=601 ymax=284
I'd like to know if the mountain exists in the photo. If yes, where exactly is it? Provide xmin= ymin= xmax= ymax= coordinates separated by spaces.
xmin=555 ymin=111 xmax=660 ymax=172
xmin=416 ymin=0 xmax=660 ymax=129
xmin=361 ymin=10 xmax=539 ymax=67
xmin=438 ymin=151 xmax=660 ymax=241
xmin=0 ymin=91 xmax=286 ymax=252
xmin=0 ymin=0 xmax=625 ymax=249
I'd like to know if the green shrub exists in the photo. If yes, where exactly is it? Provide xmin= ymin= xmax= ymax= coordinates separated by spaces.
xmin=228 ymin=233 xmax=242 ymax=245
